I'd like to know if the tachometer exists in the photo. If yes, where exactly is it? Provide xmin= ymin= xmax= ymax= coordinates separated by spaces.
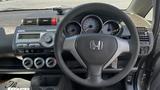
xmin=64 ymin=21 xmax=81 ymax=37
xmin=102 ymin=20 xmax=122 ymax=35
xmin=81 ymin=15 xmax=102 ymax=33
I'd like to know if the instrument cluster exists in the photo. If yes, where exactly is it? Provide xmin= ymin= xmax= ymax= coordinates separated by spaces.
xmin=63 ymin=14 xmax=123 ymax=37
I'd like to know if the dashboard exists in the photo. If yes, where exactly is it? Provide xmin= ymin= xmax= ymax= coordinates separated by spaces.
xmin=0 ymin=9 xmax=154 ymax=74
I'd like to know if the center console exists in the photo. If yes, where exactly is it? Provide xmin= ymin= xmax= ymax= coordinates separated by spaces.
xmin=12 ymin=18 xmax=64 ymax=89
xmin=12 ymin=18 xmax=58 ymax=70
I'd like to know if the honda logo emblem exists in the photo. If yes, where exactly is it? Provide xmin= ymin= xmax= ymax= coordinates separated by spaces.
xmin=89 ymin=40 xmax=104 ymax=50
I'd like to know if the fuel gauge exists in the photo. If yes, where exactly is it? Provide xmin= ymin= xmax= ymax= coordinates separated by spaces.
xmin=102 ymin=20 xmax=122 ymax=35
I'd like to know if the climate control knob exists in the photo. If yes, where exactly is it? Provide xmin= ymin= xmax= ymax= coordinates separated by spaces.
xmin=22 ymin=57 xmax=33 ymax=69
xmin=34 ymin=57 xmax=45 ymax=69
xmin=46 ymin=57 xmax=57 ymax=68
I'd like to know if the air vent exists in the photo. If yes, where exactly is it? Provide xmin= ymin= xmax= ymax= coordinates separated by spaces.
xmin=138 ymin=30 xmax=150 ymax=42
xmin=137 ymin=28 xmax=154 ymax=56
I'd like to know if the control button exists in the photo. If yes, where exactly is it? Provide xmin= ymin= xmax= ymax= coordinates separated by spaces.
xmin=46 ymin=87 xmax=55 ymax=90
xmin=140 ymin=46 xmax=149 ymax=55
xmin=22 ymin=18 xmax=37 ymax=25
xmin=46 ymin=57 xmax=57 ymax=68
xmin=34 ymin=57 xmax=45 ymax=69
xmin=29 ymin=43 xmax=40 ymax=48
xmin=34 ymin=44 xmax=41 ymax=47
xmin=17 ymin=44 xmax=23 ymax=48
xmin=51 ymin=18 xmax=57 ymax=25
xmin=38 ymin=18 xmax=52 ymax=25
xmin=17 ymin=44 xmax=28 ymax=48
xmin=24 ymin=50 xmax=29 ymax=53
xmin=30 ymin=49 xmax=34 ymax=53
xmin=17 ymin=50 xmax=24 ymax=53
xmin=29 ymin=44 xmax=35 ymax=48
xmin=23 ymin=44 xmax=28 ymax=48
xmin=22 ymin=57 xmax=33 ymax=69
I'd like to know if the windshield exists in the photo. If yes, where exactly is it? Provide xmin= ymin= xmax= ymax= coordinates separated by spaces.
xmin=0 ymin=0 xmax=132 ymax=11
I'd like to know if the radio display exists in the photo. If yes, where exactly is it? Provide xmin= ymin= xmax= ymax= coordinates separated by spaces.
xmin=18 ymin=34 xmax=40 ymax=39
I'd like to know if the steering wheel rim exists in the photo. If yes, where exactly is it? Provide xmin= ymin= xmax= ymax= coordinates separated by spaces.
xmin=54 ymin=3 xmax=140 ymax=87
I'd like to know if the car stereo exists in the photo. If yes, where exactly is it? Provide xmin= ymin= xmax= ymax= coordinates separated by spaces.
xmin=12 ymin=25 xmax=56 ymax=55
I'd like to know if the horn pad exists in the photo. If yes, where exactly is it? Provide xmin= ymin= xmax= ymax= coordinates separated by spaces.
xmin=75 ymin=34 xmax=118 ymax=65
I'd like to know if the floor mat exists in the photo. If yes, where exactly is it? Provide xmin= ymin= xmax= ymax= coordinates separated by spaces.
xmin=0 ymin=78 xmax=30 ymax=90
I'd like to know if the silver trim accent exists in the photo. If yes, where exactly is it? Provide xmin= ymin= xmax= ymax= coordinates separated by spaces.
xmin=17 ymin=30 xmax=25 ymax=33
xmin=46 ymin=57 xmax=57 ymax=68
xmin=37 ymin=18 xmax=39 ymax=25
xmin=46 ymin=29 xmax=57 ymax=32
xmin=21 ymin=19 xmax=24 ymax=25
xmin=103 ymin=37 xmax=130 ymax=69
xmin=111 ymin=58 xmax=118 ymax=69
xmin=63 ymin=36 xmax=87 ymax=68
xmin=34 ymin=57 xmax=45 ymax=69
xmin=89 ymin=40 xmax=104 ymax=50
xmin=22 ymin=57 xmax=33 ymax=69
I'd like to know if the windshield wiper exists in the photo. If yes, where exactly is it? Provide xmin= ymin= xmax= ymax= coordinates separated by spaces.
xmin=0 ymin=0 xmax=10 ymax=2
xmin=0 ymin=7 xmax=71 ymax=15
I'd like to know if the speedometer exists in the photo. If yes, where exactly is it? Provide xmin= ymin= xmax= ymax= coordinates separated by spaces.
xmin=81 ymin=15 xmax=102 ymax=33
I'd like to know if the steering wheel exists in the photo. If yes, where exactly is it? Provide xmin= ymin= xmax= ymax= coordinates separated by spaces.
xmin=54 ymin=3 xmax=140 ymax=87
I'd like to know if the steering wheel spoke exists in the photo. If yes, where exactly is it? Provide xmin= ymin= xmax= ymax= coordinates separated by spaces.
xmin=103 ymin=37 xmax=130 ymax=68
xmin=87 ymin=65 xmax=103 ymax=84
xmin=116 ymin=37 xmax=130 ymax=53
xmin=63 ymin=36 xmax=77 ymax=51
xmin=63 ymin=36 xmax=87 ymax=68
